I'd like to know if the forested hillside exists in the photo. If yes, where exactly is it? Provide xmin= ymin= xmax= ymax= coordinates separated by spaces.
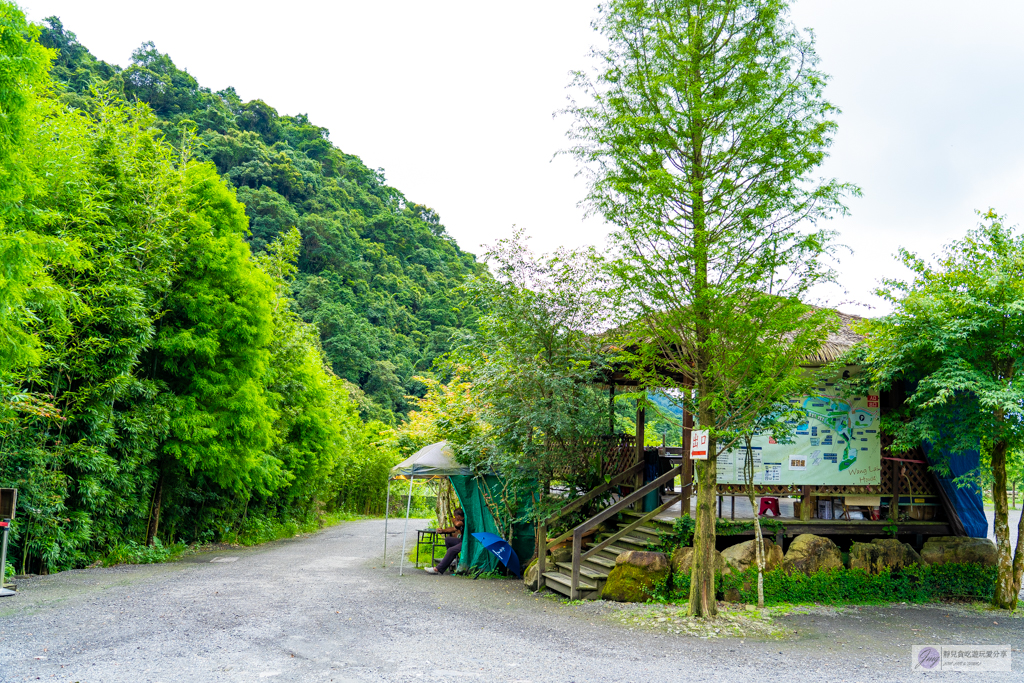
xmin=0 ymin=7 xmax=482 ymax=575
xmin=40 ymin=18 xmax=486 ymax=420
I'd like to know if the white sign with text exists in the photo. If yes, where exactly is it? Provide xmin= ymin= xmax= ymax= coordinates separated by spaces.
xmin=690 ymin=430 xmax=709 ymax=460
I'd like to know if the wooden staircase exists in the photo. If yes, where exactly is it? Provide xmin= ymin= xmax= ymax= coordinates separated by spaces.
xmin=539 ymin=508 xmax=678 ymax=599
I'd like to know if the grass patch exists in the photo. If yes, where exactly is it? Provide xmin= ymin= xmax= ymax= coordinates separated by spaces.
xmin=102 ymin=538 xmax=186 ymax=567
xmin=235 ymin=510 xmax=367 ymax=546
xmin=613 ymin=603 xmax=791 ymax=640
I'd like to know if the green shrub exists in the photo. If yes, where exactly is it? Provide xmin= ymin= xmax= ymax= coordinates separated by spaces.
xmin=718 ymin=563 xmax=997 ymax=605
xmin=102 ymin=539 xmax=184 ymax=567
xmin=645 ymin=562 xmax=996 ymax=605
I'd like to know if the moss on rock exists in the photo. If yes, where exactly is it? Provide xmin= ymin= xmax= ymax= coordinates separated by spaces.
xmin=602 ymin=551 xmax=669 ymax=602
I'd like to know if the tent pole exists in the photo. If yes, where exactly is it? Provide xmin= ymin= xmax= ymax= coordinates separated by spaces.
xmin=382 ymin=479 xmax=392 ymax=568
xmin=399 ymin=475 xmax=414 ymax=576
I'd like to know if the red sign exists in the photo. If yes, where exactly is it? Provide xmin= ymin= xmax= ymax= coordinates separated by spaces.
xmin=868 ymin=401 xmax=879 ymax=408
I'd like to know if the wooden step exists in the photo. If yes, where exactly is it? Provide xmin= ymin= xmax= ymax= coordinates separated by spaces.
xmin=554 ymin=562 xmax=608 ymax=582
xmin=616 ymin=524 xmax=664 ymax=540
xmin=622 ymin=511 xmax=676 ymax=532
xmin=541 ymin=571 xmax=600 ymax=599
xmin=577 ymin=552 xmax=616 ymax=575
xmin=598 ymin=533 xmax=650 ymax=549
xmin=589 ymin=543 xmax=632 ymax=561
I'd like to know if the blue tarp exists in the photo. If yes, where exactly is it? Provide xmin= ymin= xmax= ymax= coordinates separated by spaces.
xmin=922 ymin=442 xmax=988 ymax=538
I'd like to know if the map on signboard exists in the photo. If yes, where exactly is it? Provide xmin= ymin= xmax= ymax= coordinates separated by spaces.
xmin=717 ymin=379 xmax=881 ymax=486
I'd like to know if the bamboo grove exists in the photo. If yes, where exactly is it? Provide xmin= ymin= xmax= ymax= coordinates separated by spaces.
xmin=0 ymin=6 xmax=482 ymax=573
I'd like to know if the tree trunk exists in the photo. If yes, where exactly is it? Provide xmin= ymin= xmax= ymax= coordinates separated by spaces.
xmin=990 ymin=440 xmax=1018 ymax=609
xmin=146 ymin=472 xmax=164 ymax=547
xmin=753 ymin=513 xmax=765 ymax=609
xmin=743 ymin=437 xmax=765 ymax=608
xmin=689 ymin=452 xmax=718 ymax=618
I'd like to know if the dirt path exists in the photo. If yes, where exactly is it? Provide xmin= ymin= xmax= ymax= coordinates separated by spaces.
xmin=0 ymin=519 xmax=1019 ymax=682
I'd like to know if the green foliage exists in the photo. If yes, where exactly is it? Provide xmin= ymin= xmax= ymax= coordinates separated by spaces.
xmin=35 ymin=17 xmax=485 ymax=420
xmin=721 ymin=564 xmax=997 ymax=605
xmin=856 ymin=211 xmax=1024 ymax=609
xmin=103 ymin=538 xmax=183 ymax=567
xmin=444 ymin=233 xmax=613 ymax=538
xmin=646 ymin=563 xmax=996 ymax=605
xmin=0 ymin=6 xmax=402 ymax=576
xmin=0 ymin=3 xmax=80 ymax=372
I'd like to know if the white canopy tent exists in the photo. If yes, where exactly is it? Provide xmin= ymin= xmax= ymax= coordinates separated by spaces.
xmin=384 ymin=441 xmax=470 ymax=575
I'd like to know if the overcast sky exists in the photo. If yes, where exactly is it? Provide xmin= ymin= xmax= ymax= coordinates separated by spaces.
xmin=18 ymin=1 xmax=1024 ymax=314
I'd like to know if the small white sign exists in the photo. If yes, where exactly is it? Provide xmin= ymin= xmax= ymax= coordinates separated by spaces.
xmin=690 ymin=430 xmax=709 ymax=460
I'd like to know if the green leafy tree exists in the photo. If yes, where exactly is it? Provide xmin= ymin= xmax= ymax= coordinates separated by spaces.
xmin=858 ymin=211 xmax=1024 ymax=610
xmin=35 ymin=23 xmax=487 ymax=421
xmin=0 ymin=7 xmax=410 ymax=573
xmin=448 ymin=233 xmax=612 ymax=540
xmin=565 ymin=0 xmax=853 ymax=617
xmin=156 ymin=164 xmax=280 ymax=506
xmin=0 ymin=3 xmax=78 ymax=371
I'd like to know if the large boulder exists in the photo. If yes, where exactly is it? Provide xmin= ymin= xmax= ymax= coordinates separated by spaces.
xmin=601 ymin=550 xmax=669 ymax=602
xmin=849 ymin=538 xmax=921 ymax=574
xmin=549 ymin=546 xmax=573 ymax=565
xmin=921 ymin=536 xmax=997 ymax=567
xmin=721 ymin=539 xmax=784 ymax=576
xmin=671 ymin=546 xmax=725 ymax=576
xmin=783 ymin=534 xmax=843 ymax=575
xmin=523 ymin=558 xmax=540 ymax=590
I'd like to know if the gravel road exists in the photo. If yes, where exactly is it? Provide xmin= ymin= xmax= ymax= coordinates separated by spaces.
xmin=0 ymin=518 xmax=1019 ymax=682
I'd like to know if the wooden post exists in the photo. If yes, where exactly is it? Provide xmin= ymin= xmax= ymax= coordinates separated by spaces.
xmin=635 ymin=401 xmax=645 ymax=510
xmin=570 ymin=531 xmax=583 ymax=600
xmin=891 ymin=463 xmax=901 ymax=522
xmin=537 ymin=522 xmax=547 ymax=590
xmin=800 ymin=485 xmax=813 ymax=521
xmin=608 ymin=383 xmax=615 ymax=435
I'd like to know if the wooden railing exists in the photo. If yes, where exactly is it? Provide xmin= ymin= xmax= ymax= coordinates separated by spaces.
xmin=566 ymin=465 xmax=690 ymax=599
xmin=536 ymin=462 xmax=643 ymax=590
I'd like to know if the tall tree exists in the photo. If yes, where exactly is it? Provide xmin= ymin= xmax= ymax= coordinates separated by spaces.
xmin=448 ymin=233 xmax=613 ymax=540
xmin=565 ymin=0 xmax=853 ymax=617
xmin=858 ymin=211 xmax=1024 ymax=610
xmin=0 ymin=2 xmax=77 ymax=371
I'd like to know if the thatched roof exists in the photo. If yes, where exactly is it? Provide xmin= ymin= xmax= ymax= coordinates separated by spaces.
xmin=802 ymin=311 xmax=865 ymax=365
xmin=600 ymin=309 xmax=866 ymax=381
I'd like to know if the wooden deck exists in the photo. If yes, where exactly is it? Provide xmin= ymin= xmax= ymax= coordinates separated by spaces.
xmin=715 ymin=518 xmax=950 ymax=538
xmin=650 ymin=495 xmax=952 ymax=539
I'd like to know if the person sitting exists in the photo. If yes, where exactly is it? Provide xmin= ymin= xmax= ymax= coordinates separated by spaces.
xmin=424 ymin=509 xmax=464 ymax=575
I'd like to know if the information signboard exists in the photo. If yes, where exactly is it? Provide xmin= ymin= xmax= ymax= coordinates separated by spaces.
xmin=716 ymin=381 xmax=881 ymax=486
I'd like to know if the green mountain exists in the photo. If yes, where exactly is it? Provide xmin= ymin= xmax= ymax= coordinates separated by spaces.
xmin=40 ymin=18 xmax=486 ymax=421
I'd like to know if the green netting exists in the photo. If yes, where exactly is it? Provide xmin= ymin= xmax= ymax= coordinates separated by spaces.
xmin=449 ymin=475 xmax=535 ymax=574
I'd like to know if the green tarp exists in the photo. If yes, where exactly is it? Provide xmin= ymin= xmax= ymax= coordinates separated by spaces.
xmin=449 ymin=475 xmax=535 ymax=574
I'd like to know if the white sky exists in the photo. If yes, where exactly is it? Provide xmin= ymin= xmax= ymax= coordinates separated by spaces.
xmin=18 ymin=0 xmax=1024 ymax=314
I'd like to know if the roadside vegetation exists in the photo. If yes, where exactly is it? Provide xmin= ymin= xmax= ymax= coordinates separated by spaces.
xmin=0 ymin=4 xmax=420 ymax=576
